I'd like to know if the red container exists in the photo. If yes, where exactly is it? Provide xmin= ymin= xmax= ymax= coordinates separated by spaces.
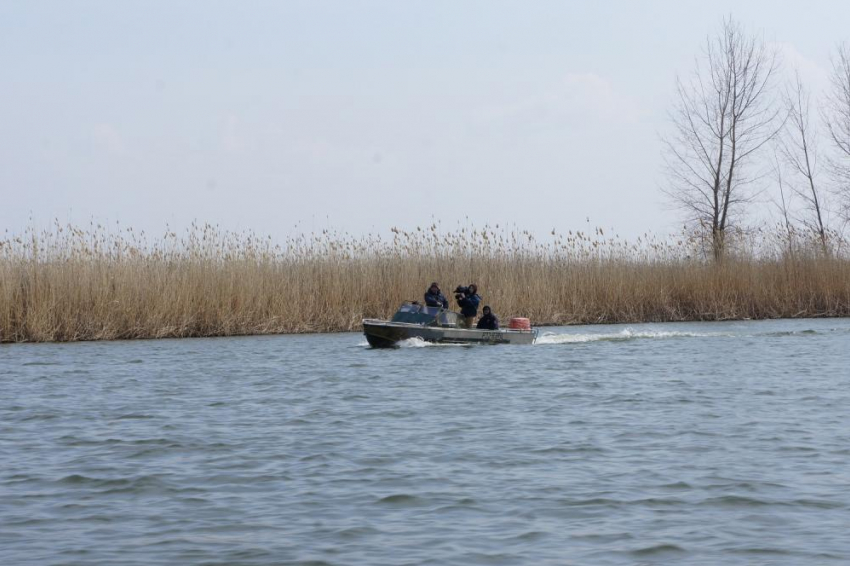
xmin=508 ymin=317 xmax=531 ymax=330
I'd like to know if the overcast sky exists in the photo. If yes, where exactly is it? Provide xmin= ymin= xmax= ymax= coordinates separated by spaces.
xmin=1 ymin=0 xmax=848 ymax=241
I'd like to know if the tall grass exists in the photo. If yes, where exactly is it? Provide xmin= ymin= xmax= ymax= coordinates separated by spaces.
xmin=1 ymin=221 xmax=849 ymax=342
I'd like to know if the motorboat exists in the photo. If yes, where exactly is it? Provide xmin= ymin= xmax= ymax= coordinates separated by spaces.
xmin=363 ymin=302 xmax=537 ymax=348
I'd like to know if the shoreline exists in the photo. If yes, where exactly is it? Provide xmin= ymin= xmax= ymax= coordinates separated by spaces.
xmin=3 ymin=311 xmax=848 ymax=345
xmin=3 ymin=223 xmax=850 ymax=344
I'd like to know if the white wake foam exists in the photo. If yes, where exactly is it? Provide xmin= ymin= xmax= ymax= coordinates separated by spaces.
xmin=535 ymin=328 xmax=727 ymax=345
xmin=359 ymin=337 xmax=470 ymax=348
xmin=397 ymin=337 xmax=471 ymax=348
xmin=397 ymin=337 xmax=432 ymax=348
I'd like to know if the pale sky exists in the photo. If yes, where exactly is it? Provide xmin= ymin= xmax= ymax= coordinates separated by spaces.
xmin=1 ymin=1 xmax=848 ymax=241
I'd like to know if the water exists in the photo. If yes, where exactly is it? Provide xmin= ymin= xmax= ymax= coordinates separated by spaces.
xmin=2 ymin=318 xmax=849 ymax=565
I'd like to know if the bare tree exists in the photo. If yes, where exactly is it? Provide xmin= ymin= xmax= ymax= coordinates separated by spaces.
xmin=824 ymin=43 xmax=850 ymax=221
xmin=778 ymin=71 xmax=830 ymax=254
xmin=772 ymin=150 xmax=797 ymax=258
xmin=663 ymin=18 xmax=782 ymax=261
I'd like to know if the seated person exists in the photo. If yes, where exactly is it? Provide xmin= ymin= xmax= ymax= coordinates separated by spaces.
xmin=423 ymin=282 xmax=449 ymax=309
xmin=476 ymin=305 xmax=499 ymax=330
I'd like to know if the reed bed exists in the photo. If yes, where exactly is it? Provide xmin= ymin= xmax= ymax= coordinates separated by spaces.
xmin=1 ymin=221 xmax=849 ymax=342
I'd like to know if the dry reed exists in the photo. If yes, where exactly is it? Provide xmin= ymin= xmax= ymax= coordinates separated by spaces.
xmin=1 ymin=220 xmax=849 ymax=342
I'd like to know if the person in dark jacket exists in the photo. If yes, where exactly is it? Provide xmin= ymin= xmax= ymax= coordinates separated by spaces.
xmin=455 ymin=283 xmax=481 ymax=328
xmin=423 ymin=282 xmax=449 ymax=309
xmin=476 ymin=305 xmax=499 ymax=330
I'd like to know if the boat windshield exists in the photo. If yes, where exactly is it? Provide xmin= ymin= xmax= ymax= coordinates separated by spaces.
xmin=391 ymin=303 xmax=459 ymax=326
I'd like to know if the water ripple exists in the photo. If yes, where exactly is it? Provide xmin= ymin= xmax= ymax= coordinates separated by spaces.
xmin=1 ymin=318 xmax=850 ymax=565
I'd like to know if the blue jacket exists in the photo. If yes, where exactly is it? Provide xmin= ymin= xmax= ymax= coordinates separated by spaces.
xmin=457 ymin=293 xmax=481 ymax=317
xmin=424 ymin=289 xmax=449 ymax=309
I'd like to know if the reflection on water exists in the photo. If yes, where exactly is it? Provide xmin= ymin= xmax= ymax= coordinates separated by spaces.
xmin=2 ymin=318 xmax=850 ymax=565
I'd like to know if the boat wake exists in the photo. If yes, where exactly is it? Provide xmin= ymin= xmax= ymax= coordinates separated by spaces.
xmin=398 ymin=337 xmax=434 ymax=348
xmin=535 ymin=329 xmax=724 ymax=345
xmin=535 ymin=326 xmax=849 ymax=345
xmin=357 ymin=337 xmax=470 ymax=348
xmin=397 ymin=337 xmax=469 ymax=348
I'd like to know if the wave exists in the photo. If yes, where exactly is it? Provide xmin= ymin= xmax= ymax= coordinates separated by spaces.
xmin=762 ymin=327 xmax=850 ymax=338
xmin=397 ymin=337 xmax=469 ymax=348
xmin=535 ymin=328 xmax=726 ymax=345
xmin=534 ymin=325 xmax=850 ymax=345
xmin=398 ymin=337 xmax=432 ymax=348
xmin=357 ymin=337 xmax=469 ymax=348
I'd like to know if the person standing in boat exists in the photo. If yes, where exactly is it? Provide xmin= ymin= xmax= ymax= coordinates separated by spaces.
xmin=423 ymin=282 xmax=449 ymax=309
xmin=476 ymin=305 xmax=499 ymax=330
xmin=455 ymin=284 xmax=481 ymax=328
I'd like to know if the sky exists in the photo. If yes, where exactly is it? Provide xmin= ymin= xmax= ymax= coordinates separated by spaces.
xmin=1 ymin=0 xmax=848 ymax=241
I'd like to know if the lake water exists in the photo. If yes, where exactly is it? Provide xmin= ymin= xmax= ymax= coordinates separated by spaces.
xmin=2 ymin=318 xmax=850 ymax=565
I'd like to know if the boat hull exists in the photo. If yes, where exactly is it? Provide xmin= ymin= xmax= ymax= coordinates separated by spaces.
xmin=363 ymin=320 xmax=536 ymax=348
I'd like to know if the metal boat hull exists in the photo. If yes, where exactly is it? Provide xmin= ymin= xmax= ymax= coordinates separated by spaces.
xmin=363 ymin=320 xmax=536 ymax=348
